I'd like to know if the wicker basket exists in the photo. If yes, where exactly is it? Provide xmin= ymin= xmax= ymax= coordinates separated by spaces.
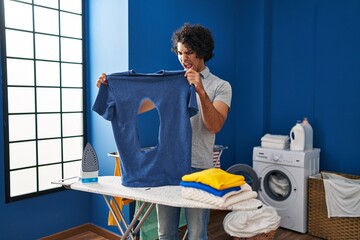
xmin=308 ymin=171 xmax=360 ymax=240
xmin=233 ymin=229 xmax=277 ymax=240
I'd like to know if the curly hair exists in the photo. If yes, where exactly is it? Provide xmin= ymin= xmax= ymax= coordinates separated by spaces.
xmin=171 ymin=23 xmax=214 ymax=62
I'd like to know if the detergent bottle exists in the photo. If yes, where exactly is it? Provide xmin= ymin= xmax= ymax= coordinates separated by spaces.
xmin=302 ymin=117 xmax=313 ymax=150
xmin=290 ymin=121 xmax=305 ymax=151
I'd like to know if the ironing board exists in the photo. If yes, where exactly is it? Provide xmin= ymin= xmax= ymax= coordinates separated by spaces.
xmin=55 ymin=176 xmax=262 ymax=240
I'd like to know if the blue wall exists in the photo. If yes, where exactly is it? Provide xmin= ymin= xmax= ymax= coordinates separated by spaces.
xmin=235 ymin=0 xmax=269 ymax=166
xmin=86 ymin=0 xmax=130 ymax=234
xmin=1 ymin=0 xmax=360 ymax=239
xmin=126 ymin=0 xmax=360 ymax=174
xmin=235 ymin=0 xmax=360 ymax=174
xmin=266 ymin=0 xmax=360 ymax=174
xmin=128 ymin=0 xmax=238 ymax=170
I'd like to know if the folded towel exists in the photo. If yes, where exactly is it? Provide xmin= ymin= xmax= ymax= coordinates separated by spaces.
xmin=181 ymin=168 xmax=245 ymax=190
xmin=181 ymin=186 xmax=257 ymax=207
xmin=322 ymin=172 xmax=360 ymax=218
xmin=182 ymin=182 xmax=252 ymax=201
xmin=261 ymin=141 xmax=290 ymax=150
xmin=261 ymin=134 xmax=290 ymax=144
xmin=179 ymin=181 xmax=241 ymax=197
xmin=223 ymin=205 xmax=280 ymax=238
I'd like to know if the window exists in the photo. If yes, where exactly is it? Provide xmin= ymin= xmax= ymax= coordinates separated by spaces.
xmin=1 ymin=0 xmax=85 ymax=202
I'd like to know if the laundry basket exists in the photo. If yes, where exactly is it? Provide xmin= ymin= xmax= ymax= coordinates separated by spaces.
xmin=308 ymin=171 xmax=360 ymax=240
xmin=233 ymin=230 xmax=277 ymax=240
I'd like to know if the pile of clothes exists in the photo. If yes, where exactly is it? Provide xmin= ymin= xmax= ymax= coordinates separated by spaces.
xmin=261 ymin=133 xmax=290 ymax=149
xmin=180 ymin=168 xmax=260 ymax=210
xmin=180 ymin=168 xmax=280 ymax=239
xmin=223 ymin=205 xmax=280 ymax=239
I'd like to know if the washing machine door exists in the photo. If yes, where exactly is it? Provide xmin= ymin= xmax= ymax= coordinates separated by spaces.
xmin=226 ymin=164 xmax=259 ymax=192
xmin=258 ymin=165 xmax=297 ymax=208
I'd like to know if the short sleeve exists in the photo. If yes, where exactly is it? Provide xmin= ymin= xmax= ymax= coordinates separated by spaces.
xmin=214 ymin=81 xmax=232 ymax=109
xmin=188 ymin=85 xmax=199 ymax=117
xmin=92 ymin=84 xmax=116 ymax=121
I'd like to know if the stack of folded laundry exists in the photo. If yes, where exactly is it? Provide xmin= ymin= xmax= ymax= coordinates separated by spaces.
xmin=180 ymin=168 xmax=260 ymax=210
xmin=261 ymin=133 xmax=290 ymax=149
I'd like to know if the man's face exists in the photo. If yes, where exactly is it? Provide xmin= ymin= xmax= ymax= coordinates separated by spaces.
xmin=177 ymin=42 xmax=205 ymax=72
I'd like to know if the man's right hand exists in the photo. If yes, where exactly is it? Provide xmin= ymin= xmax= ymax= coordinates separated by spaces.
xmin=96 ymin=73 xmax=107 ymax=88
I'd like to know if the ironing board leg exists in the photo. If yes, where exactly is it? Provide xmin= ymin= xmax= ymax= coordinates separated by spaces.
xmin=132 ymin=201 xmax=155 ymax=234
xmin=103 ymin=195 xmax=133 ymax=239
xmin=103 ymin=195 xmax=156 ymax=240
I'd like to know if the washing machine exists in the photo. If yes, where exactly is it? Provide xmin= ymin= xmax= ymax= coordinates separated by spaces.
xmin=252 ymin=146 xmax=320 ymax=233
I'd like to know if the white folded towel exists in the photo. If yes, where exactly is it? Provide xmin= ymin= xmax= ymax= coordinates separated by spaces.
xmin=223 ymin=205 xmax=280 ymax=238
xmin=322 ymin=172 xmax=360 ymax=218
xmin=261 ymin=134 xmax=290 ymax=144
xmin=181 ymin=183 xmax=256 ymax=207
xmin=261 ymin=141 xmax=290 ymax=150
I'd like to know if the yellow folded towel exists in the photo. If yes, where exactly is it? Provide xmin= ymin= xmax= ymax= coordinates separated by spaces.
xmin=182 ymin=168 xmax=245 ymax=190
xmin=108 ymin=154 xmax=134 ymax=226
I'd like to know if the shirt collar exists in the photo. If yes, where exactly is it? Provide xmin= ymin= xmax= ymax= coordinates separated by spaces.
xmin=200 ymin=66 xmax=210 ymax=79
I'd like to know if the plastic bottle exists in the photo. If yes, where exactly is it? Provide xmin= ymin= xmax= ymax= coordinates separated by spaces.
xmin=290 ymin=121 xmax=305 ymax=151
xmin=302 ymin=117 xmax=313 ymax=150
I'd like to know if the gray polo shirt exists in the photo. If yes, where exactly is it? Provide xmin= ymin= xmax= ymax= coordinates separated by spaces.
xmin=190 ymin=67 xmax=232 ymax=169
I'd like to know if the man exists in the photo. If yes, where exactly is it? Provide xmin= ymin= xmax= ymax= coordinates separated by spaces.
xmin=96 ymin=23 xmax=232 ymax=240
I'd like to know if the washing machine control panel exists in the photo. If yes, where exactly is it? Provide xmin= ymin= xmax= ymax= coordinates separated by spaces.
xmin=271 ymin=153 xmax=303 ymax=166
xmin=253 ymin=147 xmax=306 ymax=167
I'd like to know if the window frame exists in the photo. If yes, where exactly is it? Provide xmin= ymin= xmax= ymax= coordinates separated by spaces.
xmin=1 ymin=0 xmax=87 ymax=202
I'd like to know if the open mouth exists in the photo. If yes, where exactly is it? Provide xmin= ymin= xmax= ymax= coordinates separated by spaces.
xmin=183 ymin=62 xmax=193 ymax=70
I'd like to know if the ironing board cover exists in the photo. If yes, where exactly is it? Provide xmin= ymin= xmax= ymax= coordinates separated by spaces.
xmin=66 ymin=176 xmax=263 ymax=210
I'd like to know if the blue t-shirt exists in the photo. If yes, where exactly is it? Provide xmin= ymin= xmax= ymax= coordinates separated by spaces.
xmin=92 ymin=70 xmax=198 ymax=187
